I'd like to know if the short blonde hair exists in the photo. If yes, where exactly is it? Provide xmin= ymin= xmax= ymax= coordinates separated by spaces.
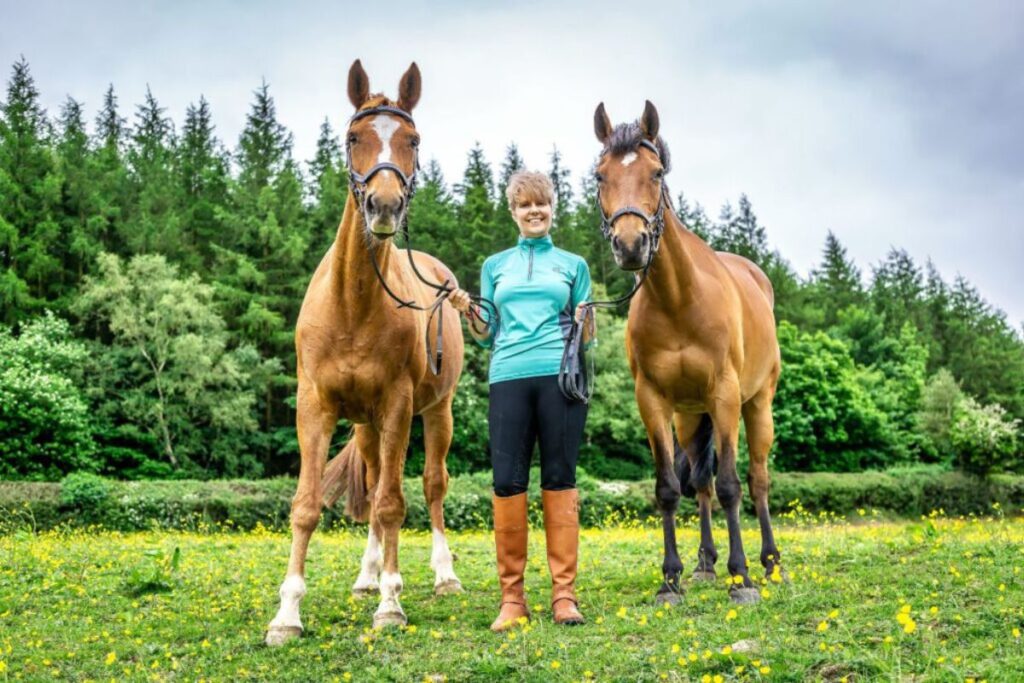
xmin=506 ymin=170 xmax=556 ymax=212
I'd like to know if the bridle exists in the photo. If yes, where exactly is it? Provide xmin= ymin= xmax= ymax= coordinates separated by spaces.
xmin=345 ymin=104 xmax=498 ymax=374
xmin=559 ymin=138 xmax=670 ymax=402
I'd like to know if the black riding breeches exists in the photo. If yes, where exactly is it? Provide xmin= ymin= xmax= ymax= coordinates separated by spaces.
xmin=488 ymin=374 xmax=588 ymax=497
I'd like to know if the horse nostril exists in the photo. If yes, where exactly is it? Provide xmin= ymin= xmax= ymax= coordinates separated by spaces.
xmin=640 ymin=232 xmax=650 ymax=248
xmin=367 ymin=192 xmax=379 ymax=212
xmin=611 ymin=236 xmax=621 ymax=251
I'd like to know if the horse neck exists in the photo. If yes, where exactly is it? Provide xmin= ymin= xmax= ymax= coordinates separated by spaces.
xmin=331 ymin=195 xmax=396 ymax=319
xmin=643 ymin=211 xmax=698 ymax=310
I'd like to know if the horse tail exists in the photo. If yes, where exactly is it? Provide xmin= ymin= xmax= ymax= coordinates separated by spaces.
xmin=674 ymin=414 xmax=716 ymax=498
xmin=321 ymin=436 xmax=370 ymax=523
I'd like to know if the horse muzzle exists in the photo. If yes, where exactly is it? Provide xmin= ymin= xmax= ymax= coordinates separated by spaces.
xmin=611 ymin=233 xmax=651 ymax=271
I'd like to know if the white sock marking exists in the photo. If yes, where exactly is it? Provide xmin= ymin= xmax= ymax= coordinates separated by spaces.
xmin=353 ymin=527 xmax=382 ymax=592
xmin=376 ymin=570 xmax=404 ymax=617
xmin=431 ymin=527 xmax=460 ymax=587
xmin=269 ymin=574 xmax=306 ymax=629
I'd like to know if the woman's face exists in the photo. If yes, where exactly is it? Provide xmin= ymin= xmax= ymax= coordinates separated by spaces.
xmin=513 ymin=198 xmax=553 ymax=238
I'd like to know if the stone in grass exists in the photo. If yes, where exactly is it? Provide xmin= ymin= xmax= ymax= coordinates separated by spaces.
xmin=729 ymin=639 xmax=760 ymax=654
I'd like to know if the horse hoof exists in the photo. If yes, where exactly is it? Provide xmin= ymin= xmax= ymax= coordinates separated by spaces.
xmin=730 ymin=587 xmax=761 ymax=605
xmin=691 ymin=570 xmax=717 ymax=582
xmin=655 ymin=590 xmax=684 ymax=606
xmin=435 ymin=579 xmax=463 ymax=596
xmin=265 ymin=625 xmax=302 ymax=646
xmin=373 ymin=610 xmax=408 ymax=629
xmin=352 ymin=585 xmax=380 ymax=598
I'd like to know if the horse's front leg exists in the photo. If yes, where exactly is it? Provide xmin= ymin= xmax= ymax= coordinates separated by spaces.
xmin=710 ymin=380 xmax=760 ymax=604
xmin=637 ymin=382 xmax=684 ymax=605
xmin=266 ymin=382 xmax=339 ymax=645
xmin=371 ymin=387 xmax=414 ymax=628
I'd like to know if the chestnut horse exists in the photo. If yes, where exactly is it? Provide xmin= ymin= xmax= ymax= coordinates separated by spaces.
xmin=592 ymin=101 xmax=782 ymax=605
xmin=266 ymin=61 xmax=464 ymax=645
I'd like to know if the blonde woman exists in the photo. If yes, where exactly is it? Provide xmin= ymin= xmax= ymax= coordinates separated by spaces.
xmin=450 ymin=171 xmax=595 ymax=631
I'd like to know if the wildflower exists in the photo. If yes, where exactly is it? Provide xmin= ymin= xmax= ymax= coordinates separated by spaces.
xmin=714 ymin=676 xmax=724 ymax=683
xmin=903 ymin=620 xmax=917 ymax=634
xmin=105 ymin=651 xmax=117 ymax=665
xmin=616 ymin=606 xmax=628 ymax=618
xmin=725 ymin=609 xmax=738 ymax=621
xmin=671 ymin=644 xmax=681 ymax=654
xmin=1013 ymin=628 xmax=1021 ymax=639
xmin=817 ymin=621 xmax=829 ymax=632
xmin=828 ymin=609 xmax=839 ymax=619
xmin=721 ymin=645 xmax=732 ymax=655
xmin=550 ymin=661 xmax=561 ymax=669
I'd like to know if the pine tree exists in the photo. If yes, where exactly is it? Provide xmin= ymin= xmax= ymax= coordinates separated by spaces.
xmin=408 ymin=158 xmax=460 ymax=279
xmin=56 ymin=97 xmax=102 ymax=283
xmin=0 ymin=58 xmax=61 ymax=321
xmin=675 ymin=191 xmax=713 ymax=241
xmin=88 ymin=85 xmax=129 ymax=258
xmin=871 ymin=248 xmax=924 ymax=334
xmin=454 ymin=143 xmax=497 ymax=287
xmin=810 ymin=231 xmax=865 ymax=327
xmin=307 ymin=118 xmax=347 ymax=258
xmin=548 ymin=145 xmax=573 ymax=233
xmin=124 ymin=86 xmax=180 ymax=257
xmin=178 ymin=97 xmax=230 ymax=270
xmin=715 ymin=194 xmax=770 ymax=266
xmin=496 ymin=142 xmax=524 ymax=205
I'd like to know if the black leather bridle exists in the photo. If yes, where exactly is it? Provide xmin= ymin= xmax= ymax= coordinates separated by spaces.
xmin=345 ymin=104 xmax=498 ymax=374
xmin=559 ymin=138 xmax=670 ymax=402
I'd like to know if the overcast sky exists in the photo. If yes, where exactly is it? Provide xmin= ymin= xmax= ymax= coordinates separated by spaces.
xmin=3 ymin=0 xmax=1022 ymax=326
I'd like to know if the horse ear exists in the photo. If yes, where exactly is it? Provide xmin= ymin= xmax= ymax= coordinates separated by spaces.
xmin=348 ymin=59 xmax=370 ymax=109
xmin=594 ymin=102 xmax=612 ymax=144
xmin=639 ymin=100 xmax=660 ymax=140
xmin=397 ymin=62 xmax=421 ymax=113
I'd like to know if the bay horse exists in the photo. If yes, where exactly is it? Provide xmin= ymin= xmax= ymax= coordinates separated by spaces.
xmin=592 ymin=101 xmax=782 ymax=605
xmin=266 ymin=60 xmax=464 ymax=645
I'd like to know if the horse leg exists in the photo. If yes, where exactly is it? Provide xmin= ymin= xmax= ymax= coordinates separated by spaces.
xmin=638 ymin=384 xmax=684 ymax=605
xmin=675 ymin=413 xmax=718 ymax=581
xmin=710 ymin=385 xmax=760 ymax=604
xmin=266 ymin=385 xmax=338 ymax=645
xmin=422 ymin=397 xmax=462 ymax=595
xmin=372 ymin=390 xmax=414 ymax=628
xmin=353 ymin=424 xmax=384 ymax=596
xmin=743 ymin=384 xmax=785 ymax=583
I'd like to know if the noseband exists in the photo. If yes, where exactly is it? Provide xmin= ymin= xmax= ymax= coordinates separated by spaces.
xmin=345 ymin=105 xmax=420 ymax=224
xmin=596 ymin=140 xmax=668 ymax=252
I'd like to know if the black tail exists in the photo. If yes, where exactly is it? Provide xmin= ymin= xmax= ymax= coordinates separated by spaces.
xmin=674 ymin=414 xmax=716 ymax=498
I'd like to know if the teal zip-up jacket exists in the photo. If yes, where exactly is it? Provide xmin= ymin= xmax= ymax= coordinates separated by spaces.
xmin=477 ymin=235 xmax=592 ymax=384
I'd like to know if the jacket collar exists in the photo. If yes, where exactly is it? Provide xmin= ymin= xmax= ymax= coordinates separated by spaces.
xmin=517 ymin=234 xmax=554 ymax=251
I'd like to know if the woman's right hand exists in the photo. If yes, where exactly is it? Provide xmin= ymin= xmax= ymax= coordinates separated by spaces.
xmin=449 ymin=288 xmax=472 ymax=314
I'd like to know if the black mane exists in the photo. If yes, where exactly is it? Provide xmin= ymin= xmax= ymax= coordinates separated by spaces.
xmin=604 ymin=122 xmax=672 ymax=173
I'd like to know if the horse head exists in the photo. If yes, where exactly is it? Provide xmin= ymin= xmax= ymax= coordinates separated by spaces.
xmin=346 ymin=59 xmax=422 ymax=239
xmin=592 ymin=100 xmax=671 ymax=271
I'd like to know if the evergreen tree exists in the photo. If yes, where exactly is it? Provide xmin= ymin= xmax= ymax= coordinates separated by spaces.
xmin=124 ymin=86 xmax=180 ymax=257
xmin=454 ymin=143 xmax=497 ymax=288
xmin=548 ymin=145 xmax=573 ymax=233
xmin=90 ymin=85 xmax=129 ymax=257
xmin=494 ymin=143 xmax=525 ymax=245
xmin=408 ymin=158 xmax=460 ymax=278
xmin=56 ymin=97 xmax=103 ymax=284
xmin=675 ymin=191 xmax=712 ymax=241
xmin=810 ymin=231 xmax=865 ymax=327
xmin=714 ymin=194 xmax=770 ymax=266
xmin=0 ymin=58 xmax=61 ymax=321
xmin=178 ymin=97 xmax=230 ymax=270
xmin=307 ymin=118 xmax=348 ymax=258
xmin=871 ymin=248 xmax=924 ymax=334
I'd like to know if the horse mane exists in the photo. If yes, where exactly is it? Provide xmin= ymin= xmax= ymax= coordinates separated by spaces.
xmin=604 ymin=122 xmax=672 ymax=174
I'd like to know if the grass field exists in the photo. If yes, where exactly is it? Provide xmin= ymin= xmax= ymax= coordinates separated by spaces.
xmin=1 ymin=508 xmax=1023 ymax=682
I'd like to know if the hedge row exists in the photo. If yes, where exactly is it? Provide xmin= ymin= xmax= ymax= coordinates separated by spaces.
xmin=2 ymin=467 xmax=1023 ymax=533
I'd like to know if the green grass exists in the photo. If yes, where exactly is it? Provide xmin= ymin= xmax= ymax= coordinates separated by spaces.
xmin=1 ymin=510 xmax=1023 ymax=681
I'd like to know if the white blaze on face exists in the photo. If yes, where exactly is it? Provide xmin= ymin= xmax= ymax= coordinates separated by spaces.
xmin=371 ymin=115 xmax=401 ymax=164
xmin=621 ymin=151 xmax=638 ymax=167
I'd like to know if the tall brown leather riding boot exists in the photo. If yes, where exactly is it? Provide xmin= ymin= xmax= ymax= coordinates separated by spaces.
xmin=490 ymin=492 xmax=530 ymax=632
xmin=542 ymin=488 xmax=585 ymax=625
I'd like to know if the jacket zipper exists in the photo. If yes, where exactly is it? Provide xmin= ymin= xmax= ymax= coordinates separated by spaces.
xmin=527 ymin=244 xmax=534 ymax=281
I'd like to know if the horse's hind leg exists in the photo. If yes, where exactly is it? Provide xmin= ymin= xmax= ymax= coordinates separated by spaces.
xmin=423 ymin=396 xmax=462 ymax=595
xmin=267 ymin=384 xmax=339 ymax=646
xmin=675 ymin=412 xmax=718 ymax=581
xmin=743 ymin=382 xmax=785 ymax=583
xmin=710 ymin=383 xmax=760 ymax=604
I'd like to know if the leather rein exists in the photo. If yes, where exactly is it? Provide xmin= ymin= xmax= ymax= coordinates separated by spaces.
xmin=559 ymin=138 xmax=669 ymax=403
xmin=346 ymin=104 xmax=498 ymax=375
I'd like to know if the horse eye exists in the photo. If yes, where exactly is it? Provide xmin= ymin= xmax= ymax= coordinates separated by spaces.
xmin=410 ymin=137 xmax=420 ymax=149
xmin=347 ymin=133 xmax=358 ymax=145
xmin=653 ymin=169 xmax=664 ymax=180
xmin=594 ymin=172 xmax=605 ymax=183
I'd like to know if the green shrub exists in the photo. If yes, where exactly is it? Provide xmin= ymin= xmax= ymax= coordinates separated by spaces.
xmin=2 ymin=469 xmax=1022 ymax=533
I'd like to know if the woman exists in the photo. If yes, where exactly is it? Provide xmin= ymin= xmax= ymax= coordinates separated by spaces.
xmin=450 ymin=170 xmax=595 ymax=631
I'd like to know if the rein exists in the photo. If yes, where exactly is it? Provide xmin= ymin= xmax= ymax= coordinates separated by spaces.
xmin=346 ymin=104 xmax=498 ymax=374
xmin=559 ymin=139 xmax=669 ymax=403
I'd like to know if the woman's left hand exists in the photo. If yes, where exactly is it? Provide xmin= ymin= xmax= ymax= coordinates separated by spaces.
xmin=575 ymin=303 xmax=590 ymax=324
